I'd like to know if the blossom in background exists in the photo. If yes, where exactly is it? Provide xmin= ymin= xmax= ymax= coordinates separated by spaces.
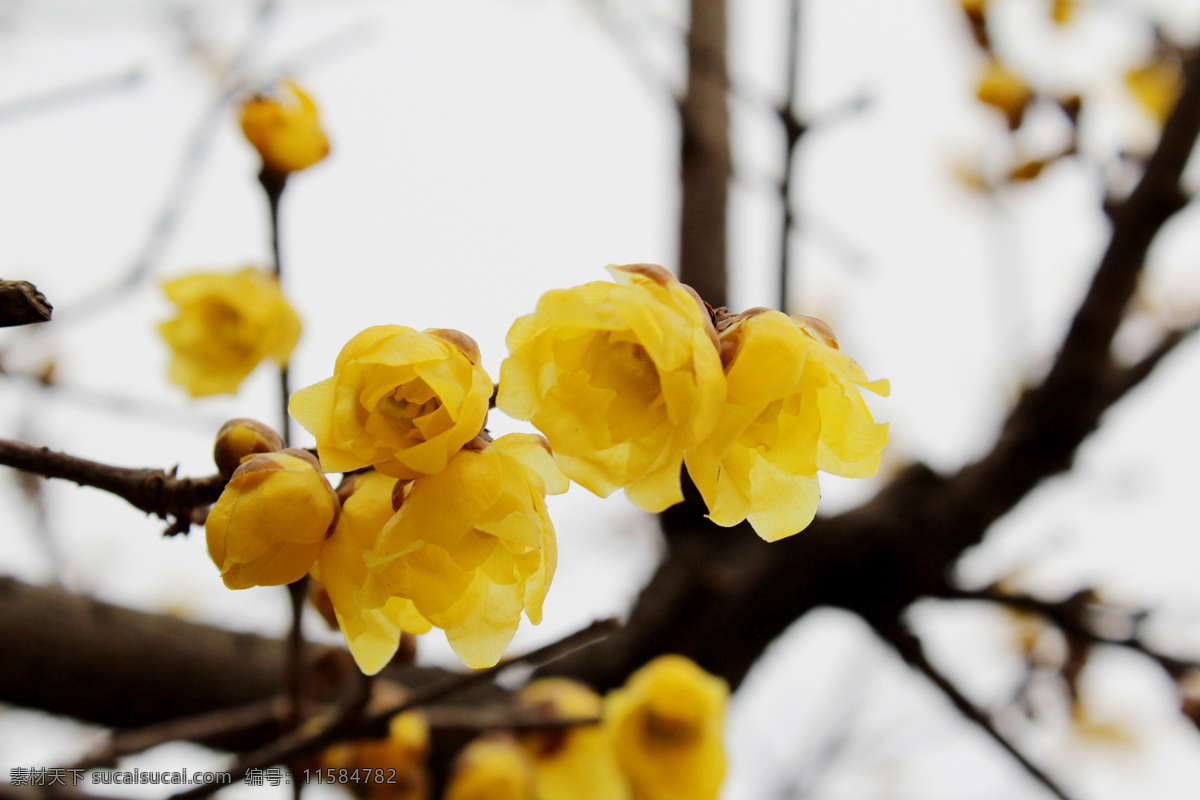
xmin=498 ymin=263 xmax=725 ymax=513
xmin=444 ymin=736 xmax=535 ymax=800
xmin=975 ymin=58 xmax=1034 ymax=129
xmin=159 ymin=268 xmax=300 ymax=397
xmin=605 ymin=655 xmax=728 ymax=800
xmin=312 ymin=469 xmax=432 ymax=675
xmin=320 ymin=708 xmax=430 ymax=800
xmin=1126 ymin=56 xmax=1182 ymax=126
xmin=685 ymin=309 xmax=888 ymax=541
xmin=358 ymin=433 xmax=567 ymax=669
xmin=239 ymin=80 xmax=330 ymax=175
xmin=519 ymin=679 xmax=631 ymax=800
xmin=290 ymin=325 xmax=492 ymax=480
xmin=205 ymin=449 xmax=338 ymax=590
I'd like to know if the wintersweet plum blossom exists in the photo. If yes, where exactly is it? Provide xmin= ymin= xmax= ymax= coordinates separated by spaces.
xmin=444 ymin=736 xmax=535 ymax=800
xmin=604 ymin=655 xmax=728 ymax=800
xmin=685 ymin=309 xmax=888 ymax=541
xmin=320 ymin=708 xmax=430 ymax=800
xmin=519 ymin=679 xmax=632 ymax=800
xmin=358 ymin=434 xmax=567 ymax=669
xmin=290 ymin=325 xmax=492 ymax=480
xmin=239 ymin=80 xmax=330 ymax=175
xmin=311 ymin=470 xmax=432 ymax=675
xmin=205 ymin=449 xmax=338 ymax=590
xmin=497 ymin=264 xmax=725 ymax=513
xmin=159 ymin=268 xmax=300 ymax=397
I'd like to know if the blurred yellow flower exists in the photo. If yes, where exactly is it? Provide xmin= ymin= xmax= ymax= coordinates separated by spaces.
xmin=321 ymin=709 xmax=430 ymax=800
xmin=358 ymin=434 xmax=567 ymax=669
xmin=685 ymin=310 xmax=888 ymax=541
xmin=519 ymin=679 xmax=631 ymax=800
xmin=1051 ymin=0 xmax=1075 ymax=25
xmin=159 ymin=268 xmax=301 ymax=397
xmin=445 ymin=736 xmax=535 ymax=800
xmin=312 ymin=470 xmax=432 ymax=675
xmin=1126 ymin=57 xmax=1182 ymax=126
xmin=605 ymin=655 xmax=728 ymax=800
xmin=497 ymin=263 xmax=725 ymax=513
xmin=205 ymin=449 xmax=338 ymax=590
xmin=239 ymin=80 xmax=330 ymax=175
xmin=290 ymin=326 xmax=492 ymax=480
xmin=976 ymin=58 xmax=1034 ymax=130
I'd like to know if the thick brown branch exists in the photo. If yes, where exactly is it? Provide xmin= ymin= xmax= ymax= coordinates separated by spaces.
xmin=0 ymin=438 xmax=225 ymax=534
xmin=0 ymin=281 xmax=52 ymax=327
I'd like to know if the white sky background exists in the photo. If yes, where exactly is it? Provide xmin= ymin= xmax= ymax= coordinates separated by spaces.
xmin=1 ymin=0 xmax=1200 ymax=797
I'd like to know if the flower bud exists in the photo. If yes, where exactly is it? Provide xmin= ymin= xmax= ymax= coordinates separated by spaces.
xmin=445 ymin=736 xmax=535 ymax=800
xmin=213 ymin=418 xmax=284 ymax=477
xmin=239 ymin=80 xmax=330 ymax=176
xmin=206 ymin=449 xmax=339 ymax=590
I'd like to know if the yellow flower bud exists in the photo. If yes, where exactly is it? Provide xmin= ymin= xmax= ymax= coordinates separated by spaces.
xmin=497 ymin=264 xmax=725 ymax=513
xmin=975 ymin=59 xmax=1034 ymax=130
xmin=320 ymin=709 xmax=430 ymax=800
xmin=213 ymin=418 xmax=284 ymax=477
xmin=685 ymin=309 xmax=888 ymax=541
xmin=445 ymin=736 xmax=535 ymax=800
xmin=290 ymin=326 xmax=493 ymax=480
xmin=604 ymin=656 xmax=728 ymax=800
xmin=519 ymin=679 xmax=631 ymax=800
xmin=239 ymin=80 xmax=330 ymax=175
xmin=311 ymin=470 xmax=433 ymax=675
xmin=205 ymin=449 xmax=338 ymax=590
xmin=359 ymin=434 xmax=567 ymax=669
xmin=159 ymin=268 xmax=301 ymax=397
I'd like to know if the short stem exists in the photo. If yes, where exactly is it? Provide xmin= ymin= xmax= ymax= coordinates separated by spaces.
xmin=258 ymin=168 xmax=291 ymax=447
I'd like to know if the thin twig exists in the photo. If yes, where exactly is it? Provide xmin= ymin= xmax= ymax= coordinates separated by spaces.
xmin=873 ymin=619 xmax=1075 ymax=800
xmin=777 ymin=0 xmax=802 ymax=313
xmin=171 ymin=618 xmax=620 ymax=800
xmin=285 ymin=576 xmax=309 ymax=728
xmin=0 ymin=69 xmax=143 ymax=125
xmin=0 ymin=438 xmax=225 ymax=533
xmin=259 ymin=168 xmax=292 ymax=447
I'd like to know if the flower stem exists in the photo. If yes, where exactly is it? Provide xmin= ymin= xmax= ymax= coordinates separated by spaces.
xmin=258 ymin=167 xmax=291 ymax=448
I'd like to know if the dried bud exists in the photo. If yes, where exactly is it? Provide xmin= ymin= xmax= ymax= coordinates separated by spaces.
xmin=213 ymin=418 xmax=284 ymax=477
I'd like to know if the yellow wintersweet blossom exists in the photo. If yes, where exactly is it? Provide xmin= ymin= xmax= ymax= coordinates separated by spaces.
xmin=206 ymin=449 xmax=338 ymax=590
xmin=497 ymin=263 xmax=725 ymax=513
xmin=519 ymin=679 xmax=632 ymax=800
xmin=685 ymin=310 xmax=888 ymax=541
xmin=605 ymin=655 xmax=728 ymax=800
xmin=159 ymin=268 xmax=301 ymax=397
xmin=312 ymin=470 xmax=432 ymax=675
xmin=239 ymin=80 xmax=330 ymax=175
xmin=976 ymin=58 xmax=1034 ymax=130
xmin=1050 ymin=0 xmax=1075 ymax=25
xmin=1126 ymin=57 xmax=1182 ymax=126
xmin=358 ymin=433 xmax=567 ymax=669
xmin=212 ymin=418 xmax=284 ymax=477
xmin=320 ymin=709 xmax=430 ymax=800
xmin=445 ymin=736 xmax=535 ymax=800
xmin=290 ymin=326 xmax=492 ymax=480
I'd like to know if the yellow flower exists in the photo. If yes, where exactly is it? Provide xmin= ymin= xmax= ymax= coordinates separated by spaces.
xmin=320 ymin=709 xmax=430 ymax=800
xmin=159 ymin=268 xmax=301 ymax=397
xmin=497 ymin=263 xmax=725 ymax=513
xmin=976 ymin=58 xmax=1034 ymax=130
xmin=239 ymin=80 xmax=330 ymax=175
xmin=685 ymin=310 xmax=887 ymax=541
xmin=519 ymin=679 xmax=631 ymax=800
xmin=358 ymin=433 xmax=567 ymax=669
xmin=290 ymin=326 xmax=492 ymax=480
xmin=1126 ymin=57 xmax=1182 ymax=126
xmin=205 ymin=449 xmax=338 ymax=590
xmin=212 ymin=418 xmax=284 ymax=477
xmin=312 ymin=470 xmax=432 ymax=675
xmin=605 ymin=655 xmax=728 ymax=800
xmin=1050 ymin=0 xmax=1075 ymax=25
xmin=445 ymin=736 xmax=535 ymax=800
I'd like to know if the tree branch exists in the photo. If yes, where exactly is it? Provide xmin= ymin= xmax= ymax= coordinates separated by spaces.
xmin=0 ymin=281 xmax=52 ymax=327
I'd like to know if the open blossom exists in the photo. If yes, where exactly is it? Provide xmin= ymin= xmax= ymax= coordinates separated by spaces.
xmin=239 ymin=80 xmax=330 ymax=175
xmin=311 ymin=470 xmax=432 ymax=675
xmin=358 ymin=434 xmax=567 ymax=669
xmin=290 ymin=325 xmax=492 ymax=480
xmin=159 ymin=268 xmax=301 ymax=397
xmin=497 ymin=264 xmax=725 ymax=513
xmin=685 ymin=309 xmax=888 ymax=541
xmin=519 ymin=679 xmax=631 ymax=800
xmin=605 ymin=655 xmax=728 ymax=800
xmin=206 ymin=449 xmax=338 ymax=590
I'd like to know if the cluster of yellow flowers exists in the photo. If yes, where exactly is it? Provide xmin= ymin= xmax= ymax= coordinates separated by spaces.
xmin=322 ymin=655 xmax=728 ymax=800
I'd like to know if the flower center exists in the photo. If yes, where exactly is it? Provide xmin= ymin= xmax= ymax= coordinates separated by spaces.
xmin=377 ymin=380 xmax=445 ymax=440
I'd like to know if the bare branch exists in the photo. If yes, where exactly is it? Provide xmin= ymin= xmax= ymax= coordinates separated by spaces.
xmin=0 ymin=281 xmax=52 ymax=327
